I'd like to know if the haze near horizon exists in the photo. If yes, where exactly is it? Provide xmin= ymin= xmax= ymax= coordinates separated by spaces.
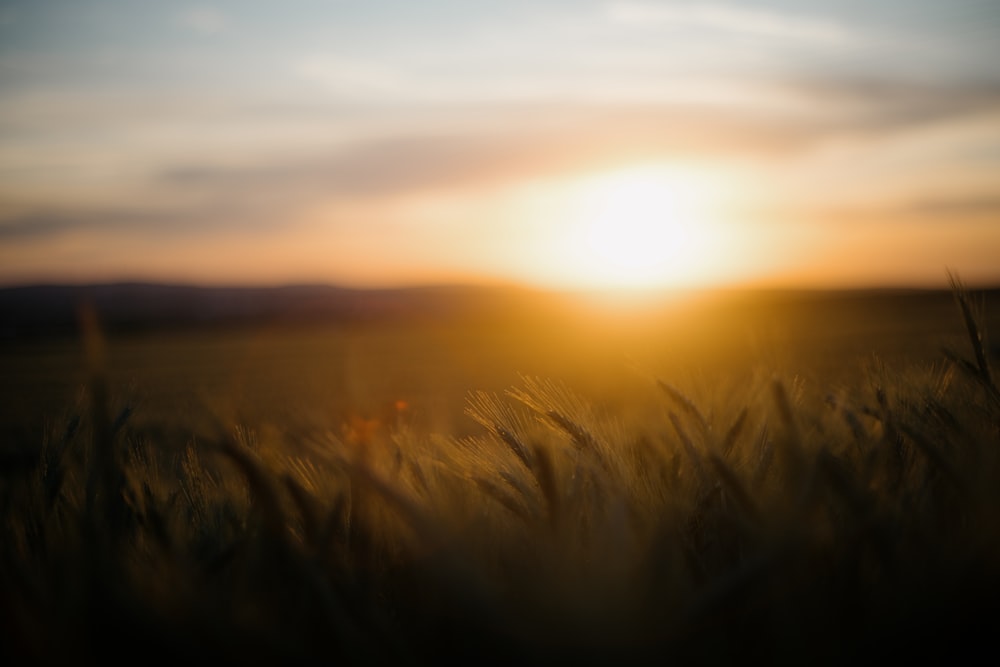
xmin=1 ymin=1 xmax=999 ymax=290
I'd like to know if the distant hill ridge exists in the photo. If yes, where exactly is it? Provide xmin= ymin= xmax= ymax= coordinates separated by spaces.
xmin=1 ymin=281 xmax=996 ymax=342
xmin=0 ymin=282 xmax=548 ymax=339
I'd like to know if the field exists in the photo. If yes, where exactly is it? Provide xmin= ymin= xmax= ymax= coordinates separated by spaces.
xmin=2 ymin=282 xmax=999 ymax=665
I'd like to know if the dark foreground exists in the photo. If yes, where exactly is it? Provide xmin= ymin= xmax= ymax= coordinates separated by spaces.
xmin=1 ymin=281 xmax=999 ymax=665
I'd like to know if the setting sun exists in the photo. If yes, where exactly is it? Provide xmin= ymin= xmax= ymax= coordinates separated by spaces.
xmin=582 ymin=166 xmax=707 ymax=286
xmin=544 ymin=164 xmax=735 ymax=289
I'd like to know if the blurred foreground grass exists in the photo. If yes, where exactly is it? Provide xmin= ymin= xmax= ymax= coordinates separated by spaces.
xmin=1 ymin=282 xmax=999 ymax=665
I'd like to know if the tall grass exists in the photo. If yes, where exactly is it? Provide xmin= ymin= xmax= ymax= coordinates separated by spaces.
xmin=2 ymin=280 xmax=999 ymax=665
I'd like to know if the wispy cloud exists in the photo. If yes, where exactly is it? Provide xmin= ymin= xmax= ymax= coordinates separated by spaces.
xmin=780 ymin=77 xmax=1000 ymax=131
xmin=4 ymin=68 xmax=1000 ymax=247
xmin=0 ymin=196 xmax=285 ymax=243
xmin=292 ymin=54 xmax=402 ymax=96
xmin=904 ymin=195 xmax=1000 ymax=219
xmin=607 ymin=2 xmax=854 ymax=44
xmin=0 ymin=210 xmax=175 ymax=241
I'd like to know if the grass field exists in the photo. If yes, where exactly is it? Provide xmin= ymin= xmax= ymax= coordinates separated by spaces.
xmin=1 ymin=281 xmax=999 ymax=665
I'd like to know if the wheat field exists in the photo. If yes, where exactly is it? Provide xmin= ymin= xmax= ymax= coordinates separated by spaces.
xmin=1 ymin=279 xmax=998 ymax=665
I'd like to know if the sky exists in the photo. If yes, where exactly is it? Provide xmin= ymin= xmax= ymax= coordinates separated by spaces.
xmin=1 ymin=0 xmax=999 ymax=289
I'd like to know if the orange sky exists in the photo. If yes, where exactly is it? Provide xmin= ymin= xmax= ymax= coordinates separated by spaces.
xmin=1 ymin=1 xmax=999 ymax=289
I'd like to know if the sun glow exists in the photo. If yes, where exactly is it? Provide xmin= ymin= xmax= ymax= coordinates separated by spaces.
xmin=551 ymin=164 xmax=735 ymax=288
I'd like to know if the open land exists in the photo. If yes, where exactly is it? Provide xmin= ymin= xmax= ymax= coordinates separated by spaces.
xmin=1 ymin=283 xmax=999 ymax=665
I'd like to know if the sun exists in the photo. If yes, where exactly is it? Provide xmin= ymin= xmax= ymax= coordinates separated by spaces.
xmin=563 ymin=164 xmax=721 ymax=288
xmin=584 ymin=170 xmax=692 ymax=278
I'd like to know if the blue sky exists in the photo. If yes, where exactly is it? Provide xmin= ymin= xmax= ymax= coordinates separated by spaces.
xmin=1 ymin=1 xmax=999 ymax=287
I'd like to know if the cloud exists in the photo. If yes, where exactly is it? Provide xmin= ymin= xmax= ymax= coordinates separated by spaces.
xmin=0 ymin=197 xmax=278 ymax=243
xmin=7 ymin=67 xmax=993 ymax=168
xmin=3 ymin=57 xmax=999 ymax=248
xmin=157 ymin=78 xmax=1000 ymax=194
xmin=292 ymin=54 xmax=402 ymax=95
xmin=0 ymin=210 xmax=174 ymax=241
xmin=158 ymin=132 xmax=578 ymax=196
xmin=778 ymin=77 xmax=1000 ymax=137
xmin=7 ymin=74 xmax=996 ymax=243
xmin=904 ymin=195 xmax=1000 ymax=219
xmin=607 ymin=1 xmax=854 ymax=45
